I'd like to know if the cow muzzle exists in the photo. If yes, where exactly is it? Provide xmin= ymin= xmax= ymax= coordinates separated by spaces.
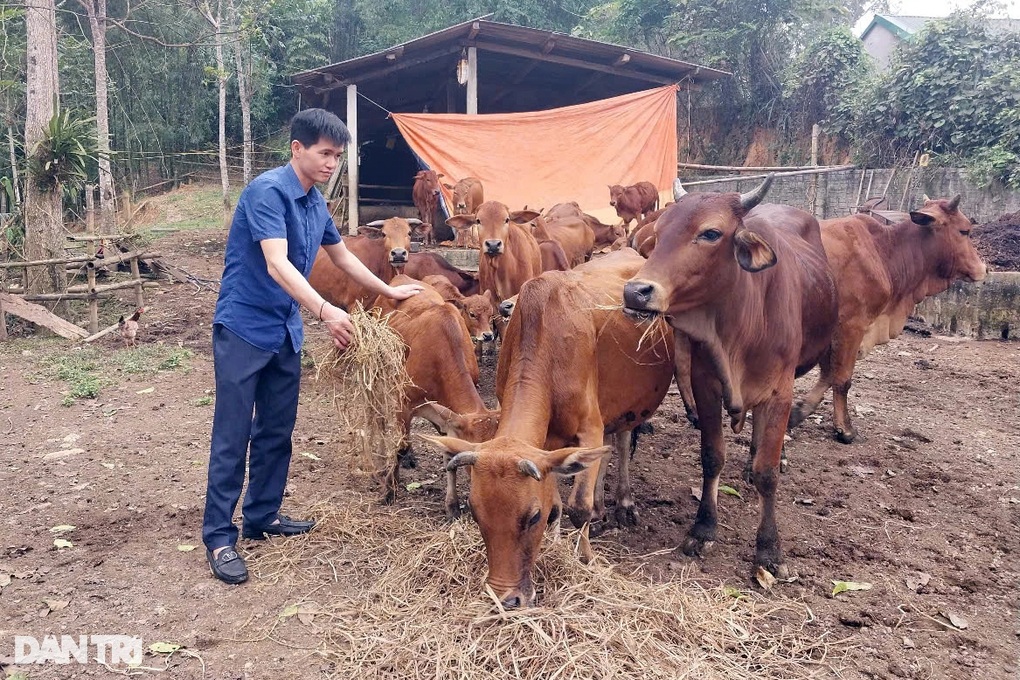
xmin=480 ymin=331 xmax=495 ymax=342
xmin=484 ymin=240 xmax=504 ymax=256
xmin=499 ymin=299 xmax=515 ymax=318
xmin=495 ymin=584 xmax=537 ymax=609
xmin=622 ymin=280 xmax=663 ymax=319
xmin=389 ymin=248 xmax=409 ymax=267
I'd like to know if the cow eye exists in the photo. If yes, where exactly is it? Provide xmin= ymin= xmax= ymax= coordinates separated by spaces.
xmin=959 ymin=230 xmax=970 ymax=238
xmin=469 ymin=312 xmax=477 ymax=319
xmin=699 ymin=229 xmax=723 ymax=242
xmin=528 ymin=510 xmax=542 ymax=528
xmin=504 ymin=217 xmax=510 ymax=224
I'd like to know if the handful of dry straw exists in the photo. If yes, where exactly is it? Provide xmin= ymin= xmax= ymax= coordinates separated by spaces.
xmin=314 ymin=303 xmax=411 ymax=485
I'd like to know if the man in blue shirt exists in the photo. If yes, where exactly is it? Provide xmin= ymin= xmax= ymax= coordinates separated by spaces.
xmin=203 ymin=108 xmax=422 ymax=584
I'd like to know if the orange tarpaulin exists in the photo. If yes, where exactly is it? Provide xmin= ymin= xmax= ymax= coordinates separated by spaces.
xmin=391 ymin=85 xmax=678 ymax=226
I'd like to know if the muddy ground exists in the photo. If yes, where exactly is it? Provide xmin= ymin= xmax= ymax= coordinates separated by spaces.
xmin=0 ymin=226 xmax=1018 ymax=679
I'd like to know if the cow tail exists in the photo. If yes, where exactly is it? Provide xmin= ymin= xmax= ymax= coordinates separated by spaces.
xmin=629 ymin=421 xmax=654 ymax=460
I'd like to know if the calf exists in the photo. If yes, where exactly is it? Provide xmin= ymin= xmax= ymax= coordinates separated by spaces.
xmin=421 ymin=274 xmax=498 ymax=345
xmin=309 ymin=217 xmax=420 ymax=310
xmin=446 ymin=201 xmax=542 ymax=300
xmin=609 ymin=181 xmax=659 ymax=230
xmin=788 ymin=195 xmax=987 ymax=443
xmin=623 ymin=176 xmax=838 ymax=579
xmin=411 ymin=170 xmax=443 ymax=245
xmin=443 ymin=177 xmax=484 ymax=247
xmin=371 ymin=275 xmax=499 ymax=513
xmin=423 ymin=250 xmax=675 ymax=607
xmin=522 ymin=205 xmax=595 ymax=267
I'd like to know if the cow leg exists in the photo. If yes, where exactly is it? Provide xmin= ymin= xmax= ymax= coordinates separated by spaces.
xmin=612 ymin=430 xmax=639 ymax=527
xmin=750 ymin=386 xmax=793 ymax=579
xmin=443 ymin=452 xmax=462 ymax=520
xmin=828 ymin=328 xmax=867 ymax=444
xmin=682 ymin=361 xmax=725 ymax=557
xmin=565 ymin=415 xmax=608 ymax=528
xmin=788 ymin=352 xmax=832 ymax=430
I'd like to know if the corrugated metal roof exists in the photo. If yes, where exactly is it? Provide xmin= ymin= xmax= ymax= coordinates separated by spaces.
xmin=292 ymin=17 xmax=729 ymax=93
xmin=862 ymin=13 xmax=1020 ymax=40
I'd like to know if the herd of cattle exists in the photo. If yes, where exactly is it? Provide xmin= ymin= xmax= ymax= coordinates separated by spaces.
xmin=307 ymin=174 xmax=987 ymax=608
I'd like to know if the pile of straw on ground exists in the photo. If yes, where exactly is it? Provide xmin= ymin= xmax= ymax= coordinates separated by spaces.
xmin=251 ymin=495 xmax=845 ymax=680
xmin=313 ymin=304 xmax=410 ymax=485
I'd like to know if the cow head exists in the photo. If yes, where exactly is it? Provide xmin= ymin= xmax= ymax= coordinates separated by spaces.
xmin=422 ymin=435 xmax=610 ymax=607
xmin=359 ymin=217 xmax=419 ymax=267
xmin=444 ymin=181 xmax=471 ymax=214
xmin=608 ymin=184 xmax=626 ymax=208
xmin=452 ymin=290 xmax=498 ymax=343
xmin=447 ymin=202 xmax=531 ymax=257
xmin=414 ymin=170 xmax=443 ymax=196
xmin=418 ymin=404 xmax=500 ymax=444
xmin=908 ymin=195 xmax=987 ymax=284
xmin=623 ymin=176 xmax=776 ymax=318
xmin=498 ymin=294 xmax=518 ymax=319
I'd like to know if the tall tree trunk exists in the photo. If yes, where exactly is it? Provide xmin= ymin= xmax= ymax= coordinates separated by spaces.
xmin=213 ymin=0 xmax=230 ymax=222
xmin=81 ymin=0 xmax=116 ymax=235
xmin=7 ymin=126 xmax=21 ymax=206
xmin=230 ymin=0 xmax=252 ymax=185
xmin=23 ymin=0 xmax=68 ymax=316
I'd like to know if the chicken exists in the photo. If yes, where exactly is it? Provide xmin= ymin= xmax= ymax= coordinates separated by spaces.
xmin=118 ymin=307 xmax=144 ymax=348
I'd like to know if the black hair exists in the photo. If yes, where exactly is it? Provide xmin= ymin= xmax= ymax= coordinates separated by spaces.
xmin=290 ymin=108 xmax=351 ymax=147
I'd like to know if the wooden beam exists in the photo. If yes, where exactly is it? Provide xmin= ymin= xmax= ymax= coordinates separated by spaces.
xmin=614 ymin=53 xmax=632 ymax=67
xmin=385 ymin=45 xmax=404 ymax=61
xmin=310 ymin=45 xmax=464 ymax=92
xmin=347 ymin=84 xmax=359 ymax=234
xmin=476 ymin=43 xmax=678 ymax=85
xmin=0 ymin=292 xmax=88 ymax=340
xmin=466 ymin=46 xmax=478 ymax=115
xmin=570 ymin=71 xmax=604 ymax=96
xmin=541 ymin=37 xmax=556 ymax=54
xmin=468 ymin=21 xmax=481 ymax=40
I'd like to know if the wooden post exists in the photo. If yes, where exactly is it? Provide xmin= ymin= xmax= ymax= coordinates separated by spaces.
xmin=84 ymin=184 xmax=98 ymax=334
xmin=129 ymin=256 xmax=144 ymax=308
xmin=809 ymin=123 xmax=822 ymax=217
xmin=346 ymin=84 xmax=359 ymax=234
xmin=0 ymin=294 xmax=7 ymax=340
xmin=466 ymin=46 xmax=478 ymax=115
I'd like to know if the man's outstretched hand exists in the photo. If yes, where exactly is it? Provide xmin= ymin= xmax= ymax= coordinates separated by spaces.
xmin=387 ymin=283 xmax=424 ymax=300
xmin=321 ymin=303 xmax=354 ymax=350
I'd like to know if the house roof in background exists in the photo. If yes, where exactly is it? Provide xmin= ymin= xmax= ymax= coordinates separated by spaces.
xmin=861 ymin=13 xmax=1020 ymax=40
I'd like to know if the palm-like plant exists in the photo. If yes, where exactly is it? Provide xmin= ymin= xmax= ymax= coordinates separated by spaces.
xmin=28 ymin=106 xmax=96 ymax=192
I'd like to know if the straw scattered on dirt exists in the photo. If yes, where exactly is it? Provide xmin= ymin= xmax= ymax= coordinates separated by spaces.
xmin=246 ymin=495 xmax=848 ymax=680
xmin=313 ymin=304 xmax=410 ymax=484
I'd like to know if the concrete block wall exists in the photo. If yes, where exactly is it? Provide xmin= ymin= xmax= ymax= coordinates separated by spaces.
xmin=913 ymin=272 xmax=1020 ymax=340
xmin=684 ymin=168 xmax=1020 ymax=224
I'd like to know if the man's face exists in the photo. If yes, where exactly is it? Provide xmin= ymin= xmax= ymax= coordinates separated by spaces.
xmin=291 ymin=138 xmax=344 ymax=187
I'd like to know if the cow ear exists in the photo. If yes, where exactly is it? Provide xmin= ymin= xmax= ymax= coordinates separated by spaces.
xmin=733 ymin=230 xmax=777 ymax=272
xmin=416 ymin=433 xmax=476 ymax=454
xmin=442 ymin=182 xmax=455 ymax=190
xmin=545 ymin=445 xmax=611 ymax=477
xmin=446 ymin=215 xmax=476 ymax=230
xmin=910 ymin=211 xmax=936 ymax=228
xmin=415 ymin=404 xmax=466 ymax=437
xmin=510 ymin=210 xmax=540 ymax=224
xmin=357 ymin=226 xmax=385 ymax=239
xmin=436 ymin=173 xmax=444 ymax=179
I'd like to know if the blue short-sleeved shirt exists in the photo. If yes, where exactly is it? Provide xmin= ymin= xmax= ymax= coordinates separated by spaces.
xmin=213 ymin=163 xmax=342 ymax=353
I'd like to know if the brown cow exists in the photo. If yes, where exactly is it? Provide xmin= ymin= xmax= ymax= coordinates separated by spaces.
xmin=524 ymin=206 xmax=595 ymax=267
xmin=584 ymin=213 xmax=626 ymax=249
xmin=609 ymin=181 xmax=659 ymax=230
xmin=443 ymin=177 xmax=484 ymax=247
xmin=446 ymin=202 xmax=543 ymax=300
xmin=788 ymin=195 xmax=987 ymax=443
xmin=423 ymin=250 xmax=675 ymax=607
xmin=371 ymin=275 xmax=499 ymax=513
xmin=421 ymin=274 xmax=498 ymax=344
xmin=622 ymin=176 xmax=838 ymax=579
xmin=403 ymin=251 xmax=479 ymax=296
xmin=309 ymin=217 xmax=420 ymax=310
xmin=411 ymin=170 xmax=443 ymax=245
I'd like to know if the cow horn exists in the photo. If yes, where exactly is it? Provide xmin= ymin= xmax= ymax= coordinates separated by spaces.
xmin=739 ymin=174 xmax=774 ymax=211
xmin=673 ymin=178 xmax=688 ymax=201
xmin=922 ymin=193 xmax=931 ymax=202
xmin=406 ymin=218 xmax=423 ymax=226
xmin=364 ymin=220 xmax=385 ymax=227
xmin=518 ymin=459 xmax=542 ymax=481
xmin=948 ymin=194 xmax=961 ymax=211
xmin=446 ymin=452 xmax=478 ymax=470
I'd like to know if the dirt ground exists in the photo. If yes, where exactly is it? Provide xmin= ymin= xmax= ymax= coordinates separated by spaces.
xmin=1 ymin=226 xmax=1018 ymax=679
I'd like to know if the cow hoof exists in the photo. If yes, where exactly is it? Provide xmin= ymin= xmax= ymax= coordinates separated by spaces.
xmin=685 ymin=409 xmax=700 ymax=430
xmin=754 ymin=560 xmax=790 ymax=581
xmin=398 ymin=448 xmax=418 ymax=469
xmin=742 ymin=461 xmax=754 ymax=485
xmin=788 ymin=402 xmax=808 ymax=429
xmin=445 ymin=503 xmax=463 ymax=521
xmin=565 ymin=506 xmax=593 ymax=530
xmin=834 ymin=428 xmax=857 ymax=445
xmin=614 ymin=504 xmax=640 ymax=528
xmin=681 ymin=535 xmax=713 ymax=557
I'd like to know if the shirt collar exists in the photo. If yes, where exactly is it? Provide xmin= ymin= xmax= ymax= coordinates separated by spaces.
xmin=282 ymin=163 xmax=312 ymax=200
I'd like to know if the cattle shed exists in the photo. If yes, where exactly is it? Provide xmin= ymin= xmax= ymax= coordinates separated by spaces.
xmin=292 ymin=17 xmax=728 ymax=233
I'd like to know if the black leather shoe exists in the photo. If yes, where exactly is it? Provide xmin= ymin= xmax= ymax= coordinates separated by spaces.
xmin=207 ymin=546 xmax=248 ymax=585
xmin=242 ymin=514 xmax=316 ymax=540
